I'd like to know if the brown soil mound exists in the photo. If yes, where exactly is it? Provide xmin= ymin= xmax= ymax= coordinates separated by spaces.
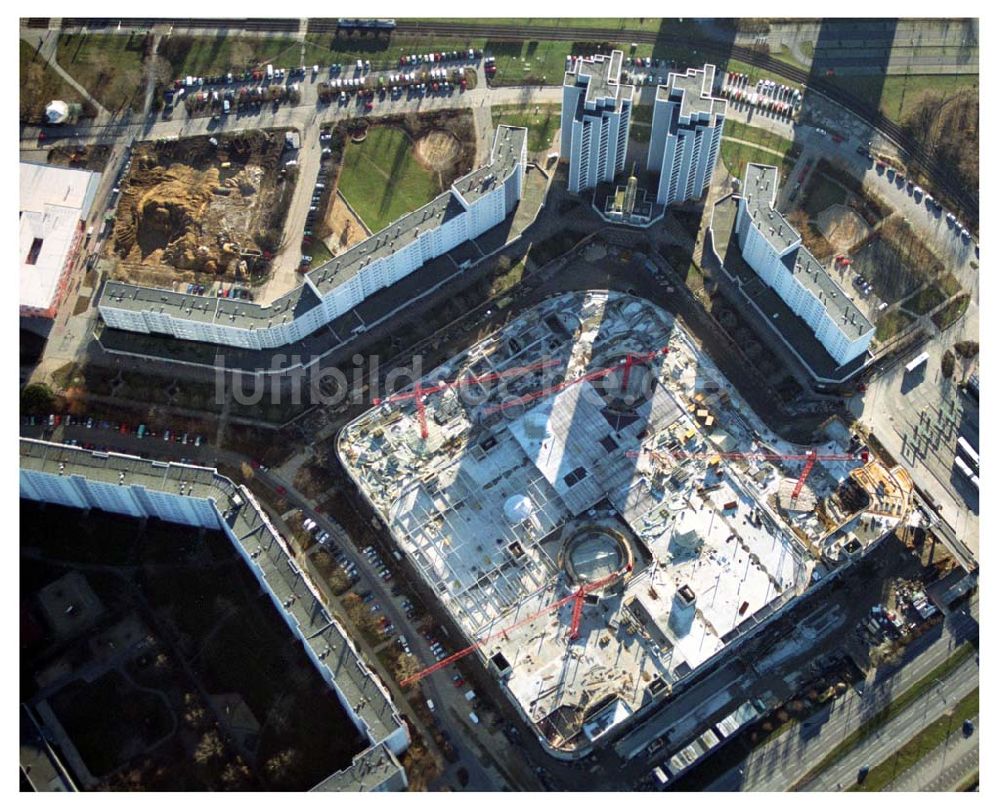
xmin=816 ymin=204 xmax=872 ymax=253
xmin=414 ymin=130 xmax=461 ymax=171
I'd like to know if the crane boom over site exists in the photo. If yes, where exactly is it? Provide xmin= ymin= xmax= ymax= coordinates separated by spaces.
xmin=372 ymin=356 xmax=561 ymax=439
xmin=485 ymin=346 xmax=670 ymax=416
xmin=399 ymin=566 xmax=628 ymax=688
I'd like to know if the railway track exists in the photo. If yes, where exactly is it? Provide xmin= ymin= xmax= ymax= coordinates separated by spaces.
xmin=386 ymin=20 xmax=979 ymax=226
xmin=29 ymin=16 xmax=977 ymax=225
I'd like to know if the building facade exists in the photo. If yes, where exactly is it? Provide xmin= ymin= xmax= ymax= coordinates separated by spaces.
xmin=98 ymin=127 xmax=527 ymax=351
xmin=562 ymin=51 xmax=634 ymax=193
xmin=20 ymin=163 xmax=101 ymax=322
xmin=736 ymin=163 xmax=874 ymax=366
xmin=648 ymin=64 xmax=726 ymax=206
xmin=19 ymin=439 xmax=409 ymax=789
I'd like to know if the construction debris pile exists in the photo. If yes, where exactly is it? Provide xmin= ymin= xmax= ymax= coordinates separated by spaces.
xmin=109 ymin=132 xmax=290 ymax=285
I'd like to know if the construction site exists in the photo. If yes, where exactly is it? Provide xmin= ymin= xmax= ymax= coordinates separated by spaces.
xmin=338 ymin=290 xmax=913 ymax=755
xmin=107 ymin=131 xmax=293 ymax=288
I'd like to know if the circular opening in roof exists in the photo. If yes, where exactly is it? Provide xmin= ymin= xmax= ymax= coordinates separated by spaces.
xmin=562 ymin=526 xmax=631 ymax=585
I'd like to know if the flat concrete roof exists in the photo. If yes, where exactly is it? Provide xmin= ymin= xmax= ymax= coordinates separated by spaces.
xmin=340 ymin=291 xmax=822 ymax=751
xmin=20 ymin=162 xmax=101 ymax=312
xmin=656 ymin=64 xmax=726 ymax=123
xmin=564 ymin=50 xmax=632 ymax=113
xmin=743 ymin=163 xmax=873 ymax=341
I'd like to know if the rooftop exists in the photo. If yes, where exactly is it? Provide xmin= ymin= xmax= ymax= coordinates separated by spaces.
xmin=656 ymin=64 xmax=726 ymax=123
xmin=564 ymin=50 xmax=632 ymax=113
xmin=743 ymin=163 xmax=874 ymax=341
xmin=20 ymin=162 xmax=101 ymax=312
xmin=308 ymin=124 xmax=525 ymax=297
xmin=99 ymin=126 xmax=526 ymax=331
xmin=340 ymin=291 xmax=824 ymax=751
xmin=19 ymin=439 xmax=407 ymax=759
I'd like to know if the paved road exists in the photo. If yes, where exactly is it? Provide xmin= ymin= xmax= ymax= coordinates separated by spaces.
xmin=803 ymin=656 xmax=977 ymax=791
xmin=706 ymin=593 xmax=978 ymax=791
xmin=888 ymin=719 xmax=977 ymax=791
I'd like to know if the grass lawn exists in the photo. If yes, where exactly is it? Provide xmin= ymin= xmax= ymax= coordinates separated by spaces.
xmin=903 ymin=284 xmax=947 ymax=316
xmin=851 ymin=688 xmax=978 ymax=792
xmin=721 ymin=140 xmax=795 ymax=184
xmin=802 ymin=172 xmax=848 ymax=217
xmin=159 ymin=34 xmax=301 ymax=77
xmin=876 ymin=308 xmax=916 ymax=342
xmin=488 ymin=257 xmax=527 ymax=297
xmin=631 ymin=104 xmax=654 ymax=124
xmin=55 ymin=32 xmax=148 ymax=113
xmin=491 ymin=104 xmax=561 ymax=152
xmin=337 ymin=126 xmax=442 ymax=233
xmin=824 ymin=73 xmax=979 ymax=125
xmin=939 ymin=272 xmax=963 ymax=298
xmin=723 ymin=121 xmax=798 ymax=157
xmin=304 ymin=237 xmax=334 ymax=269
xmin=20 ymin=40 xmax=88 ymax=124
xmin=931 ymin=293 xmax=970 ymax=330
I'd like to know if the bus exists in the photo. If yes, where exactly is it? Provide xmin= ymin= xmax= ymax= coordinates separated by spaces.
xmin=905 ymin=352 xmax=929 ymax=374
xmin=957 ymin=436 xmax=979 ymax=471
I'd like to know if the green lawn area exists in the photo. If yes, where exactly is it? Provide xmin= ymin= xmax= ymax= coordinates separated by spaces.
xmin=631 ymin=104 xmax=654 ymax=124
xmin=939 ymin=272 xmax=963 ymax=298
xmin=491 ymin=104 xmax=561 ymax=152
xmin=795 ymin=642 xmax=977 ymax=788
xmin=723 ymin=120 xmax=798 ymax=157
xmin=932 ymin=293 xmax=971 ymax=331
xmin=721 ymin=140 xmax=795 ymax=184
xmin=337 ymin=126 xmax=442 ymax=233
xmin=824 ymin=73 xmax=979 ymax=125
xmin=159 ymin=34 xmax=301 ymax=77
xmin=802 ymin=172 xmax=848 ymax=217
xmin=55 ymin=32 xmax=148 ymax=113
xmin=20 ymin=39 xmax=88 ymax=124
xmin=876 ymin=308 xmax=916 ymax=342
xmin=303 ymin=237 xmax=334 ymax=269
xmin=851 ymin=688 xmax=978 ymax=792
xmin=903 ymin=284 xmax=947 ymax=316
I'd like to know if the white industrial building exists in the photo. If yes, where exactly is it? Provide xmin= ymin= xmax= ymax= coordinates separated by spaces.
xmin=561 ymin=51 xmax=634 ymax=193
xmin=20 ymin=162 xmax=101 ymax=321
xmin=98 ymin=126 xmax=527 ymax=350
xmin=736 ymin=163 xmax=875 ymax=366
xmin=648 ymin=64 xmax=726 ymax=206
xmin=19 ymin=439 xmax=409 ymax=790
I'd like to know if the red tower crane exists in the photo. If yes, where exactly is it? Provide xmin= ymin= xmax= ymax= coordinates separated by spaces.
xmin=373 ymin=357 xmax=560 ymax=440
xmin=633 ymin=447 xmax=868 ymax=502
xmin=485 ymin=346 xmax=670 ymax=417
xmin=399 ymin=566 xmax=629 ymax=688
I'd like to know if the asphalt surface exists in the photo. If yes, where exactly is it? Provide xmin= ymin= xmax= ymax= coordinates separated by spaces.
xmin=706 ymin=593 xmax=978 ymax=791
xmin=889 ymin=721 xmax=978 ymax=791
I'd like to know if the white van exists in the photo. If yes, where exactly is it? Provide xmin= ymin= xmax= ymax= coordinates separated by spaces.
xmin=426 ymin=699 xmax=435 ymax=712
xmin=468 ymin=712 xmax=480 ymax=725
xmin=266 ymin=64 xmax=274 ymax=80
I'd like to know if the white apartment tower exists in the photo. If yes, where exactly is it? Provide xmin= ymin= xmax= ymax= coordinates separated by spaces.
xmin=736 ymin=163 xmax=875 ymax=366
xmin=562 ymin=51 xmax=634 ymax=194
xmin=648 ymin=64 xmax=727 ymax=206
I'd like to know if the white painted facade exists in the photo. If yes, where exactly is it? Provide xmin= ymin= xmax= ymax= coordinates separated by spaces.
xmin=99 ymin=128 xmax=527 ymax=351
xmin=19 ymin=441 xmax=411 ymax=768
xmin=736 ymin=164 xmax=875 ymax=366
xmin=648 ymin=65 xmax=726 ymax=206
xmin=562 ymin=51 xmax=633 ymax=193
